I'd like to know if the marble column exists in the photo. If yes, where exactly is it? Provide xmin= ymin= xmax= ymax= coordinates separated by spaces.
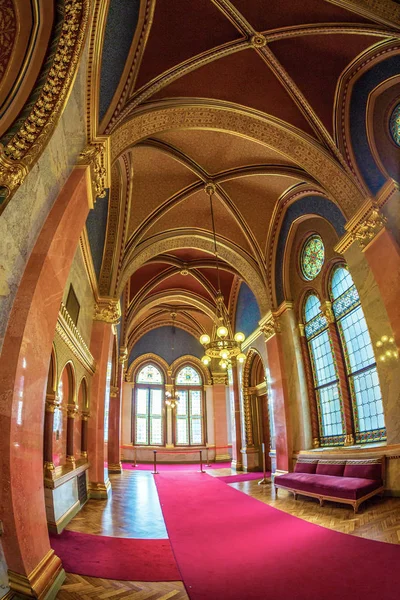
xmin=81 ymin=412 xmax=89 ymax=459
xmin=88 ymin=314 xmax=115 ymax=498
xmin=211 ymin=375 xmax=230 ymax=462
xmin=108 ymin=362 xmax=123 ymax=473
xmin=228 ymin=361 xmax=244 ymax=470
xmin=66 ymin=404 xmax=78 ymax=468
xmin=0 ymin=167 xmax=90 ymax=598
xmin=43 ymin=392 xmax=60 ymax=476
xmin=298 ymin=325 xmax=320 ymax=448
xmin=263 ymin=316 xmax=292 ymax=474
xmin=321 ymin=301 xmax=354 ymax=445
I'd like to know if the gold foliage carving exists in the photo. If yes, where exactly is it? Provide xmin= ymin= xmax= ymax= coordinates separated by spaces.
xmin=0 ymin=0 xmax=90 ymax=209
xmin=352 ymin=207 xmax=387 ymax=249
xmin=78 ymin=139 xmax=109 ymax=200
xmin=0 ymin=0 xmax=16 ymax=83
xmin=261 ymin=314 xmax=281 ymax=340
xmin=94 ymin=299 xmax=121 ymax=324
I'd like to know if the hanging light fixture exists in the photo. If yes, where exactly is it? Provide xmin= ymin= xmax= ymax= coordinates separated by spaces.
xmin=200 ymin=183 xmax=246 ymax=368
xmin=165 ymin=311 xmax=181 ymax=408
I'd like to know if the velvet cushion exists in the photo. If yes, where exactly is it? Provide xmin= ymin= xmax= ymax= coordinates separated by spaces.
xmin=275 ymin=473 xmax=381 ymax=500
xmin=294 ymin=461 xmax=317 ymax=474
xmin=316 ymin=462 xmax=345 ymax=477
xmin=344 ymin=462 xmax=382 ymax=481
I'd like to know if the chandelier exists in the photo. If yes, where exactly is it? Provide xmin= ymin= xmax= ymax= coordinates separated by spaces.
xmin=165 ymin=388 xmax=180 ymax=409
xmin=200 ymin=183 xmax=246 ymax=370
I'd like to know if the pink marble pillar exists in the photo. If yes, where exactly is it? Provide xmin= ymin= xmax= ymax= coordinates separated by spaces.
xmin=364 ymin=228 xmax=400 ymax=347
xmin=0 ymin=168 xmax=90 ymax=597
xmin=108 ymin=363 xmax=123 ymax=473
xmin=229 ymin=362 xmax=243 ymax=471
xmin=212 ymin=380 xmax=230 ymax=462
xmin=265 ymin=334 xmax=292 ymax=473
xmin=88 ymin=320 xmax=113 ymax=498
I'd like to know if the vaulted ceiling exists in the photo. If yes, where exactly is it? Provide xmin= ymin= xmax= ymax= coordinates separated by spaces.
xmin=88 ymin=0 xmax=400 ymax=353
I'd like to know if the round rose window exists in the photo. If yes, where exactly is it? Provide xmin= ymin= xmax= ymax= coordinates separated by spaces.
xmin=389 ymin=102 xmax=400 ymax=147
xmin=301 ymin=235 xmax=325 ymax=281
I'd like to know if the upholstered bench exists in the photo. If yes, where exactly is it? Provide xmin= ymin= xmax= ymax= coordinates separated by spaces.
xmin=274 ymin=457 xmax=384 ymax=513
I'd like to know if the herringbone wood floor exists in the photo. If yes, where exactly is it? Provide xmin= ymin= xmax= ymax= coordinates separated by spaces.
xmin=57 ymin=469 xmax=400 ymax=598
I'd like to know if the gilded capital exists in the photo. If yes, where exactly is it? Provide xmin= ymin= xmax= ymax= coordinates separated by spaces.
xmin=119 ymin=346 xmax=128 ymax=364
xmin=94 ymin=299 xmax=121 ymax=324
xmin=261 ymin=315 xmax=281 ymax=340
xmin=81 ymin=412 xmax=90 ymax=421
xmin=212 ymin=373 xmax=228 ymax=385
xmin=78 ymin=139 xmax=109 ymax=200
xmin=45 ymin=393 xmax=60 ymax=413
xmin=320 ymin=301 xmax=335 ymax=325
xmin=298 ymin=323 xmax=305 ymax=337
xmin=67 ymin=404 xmax=79 ymax=419
xmin=110 ymin=386 xmax=119 ymax=398
xmin=352 ymin=207 xmax=387 ymax=250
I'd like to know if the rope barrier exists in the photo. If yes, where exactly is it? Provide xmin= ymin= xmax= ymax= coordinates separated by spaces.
xmin=126 ymin=445 xmax=231 ymax=470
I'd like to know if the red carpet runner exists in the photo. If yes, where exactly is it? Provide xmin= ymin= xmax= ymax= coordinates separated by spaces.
xmin=155 ymin=472 xmax=400 ymax=600
xmin=122 ymin=462 xmax=231 ymax=471
xmin=49 ymin=530 xmax=181 ymax=581
xmin=216 ymin=472 xmax=270 ymax=483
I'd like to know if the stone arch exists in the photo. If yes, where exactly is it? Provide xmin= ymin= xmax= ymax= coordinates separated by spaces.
xmin=170 ymin=355 xmax=212 ymax=386
xmin=57 ymin=360 xmax=77 ymax=406
xmin=126 ymin=353 xmax=170 ymax=384
xmin=119 ymin=232 xmax=269 ymax=315
xmin=78 ymin=376 xmax=89 ymax=412
xmin=111 ymin=100 xmax=364 ymax=216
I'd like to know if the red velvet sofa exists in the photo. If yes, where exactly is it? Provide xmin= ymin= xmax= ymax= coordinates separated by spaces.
xmin=274 ymin=457 xmax=384 ymax=513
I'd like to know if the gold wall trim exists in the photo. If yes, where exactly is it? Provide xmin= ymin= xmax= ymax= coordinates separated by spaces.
xmin=0 ymin=0 xmax=91 ymax=211
xmin=56 ymin=303 xmax=96 ymax=374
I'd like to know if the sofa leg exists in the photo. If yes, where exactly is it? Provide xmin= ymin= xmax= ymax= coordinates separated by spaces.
xmin=275 ymin=486 xmax=278 ymax=497
xmin=319 ymin=498 xmax=324 ymax=507
xmin=293 ymin=492 xmax=298 ymax=501
xmin=353 ymin=504 xmax=359 ymax=514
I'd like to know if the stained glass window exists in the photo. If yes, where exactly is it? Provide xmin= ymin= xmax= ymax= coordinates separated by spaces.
xmin=330 ymin=266 xmax=385 ymax=442
xmin=137 ymin=364 xmax=163 ymax=384
xmin=304 ymin=294 xmax=344 ymax=445
xmin=134 ymin=364 xmax=164 ymax=445
xmin=389 ymin=102 xmax=400 ymax=147
xmin=175 ymin=366 xmax=203 ymax=445
xmin=176 ymin=366 xmax=201 ymax=385
xmin=301 ymin=235 xmax=325 ymax=281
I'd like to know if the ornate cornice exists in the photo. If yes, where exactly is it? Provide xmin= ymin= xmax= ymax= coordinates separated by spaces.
xmin=78 ymin=138 xmax=110 ymax=201
xmin=259 ymin=312 xmax=281 ymax=340
xmin=212 ymin=372 xmax=228 ymax=385
xmin=56 ymin=303 xmax=96 ymax=374
xmin=335 ymin=198 xmax=388 ymax=253
xmin=0 ymin=0 xmax=91 ymax=212
xmin=93 ymin=298 xmax=121 ymax=324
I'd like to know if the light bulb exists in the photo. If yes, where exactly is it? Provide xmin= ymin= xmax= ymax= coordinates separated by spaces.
xmin=220 ymin=360 xmax=228 ymax=369
xmin=237 ymin=353 xmax=246 ymax=363
xmin=376 ymin=340 xmax=383 ymax=348
xmin=220 ymin=349 xmax=229 ymax=359
xmin=382 ymin=335 xmax=388 ymax=342
xmin=202 ymin=355 xmax=210 ymax=365
xmin=217 ymin=326 xmax=228 ymax=338
xmin=386 ymin=350 xmax=392 ymax=357
xmin=200 ymin=334 xmax=210 ymax=345
xmin=234 ymin=332 xmax=245 ymax=343
xmin=380 ymin=355 xmax=386 ymax=362
xmin=389 ymin=337 xmax=394 ymax=344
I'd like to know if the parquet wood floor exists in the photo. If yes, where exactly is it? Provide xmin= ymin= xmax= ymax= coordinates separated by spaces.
xmin=57 ymin=469 xmax=400 ymax=598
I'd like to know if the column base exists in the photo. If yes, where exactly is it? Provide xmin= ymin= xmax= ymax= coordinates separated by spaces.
xmin=231 ymin=459 xmax=243 ymax=471
xmin=215 ymin=453 xmax=231 ymax=462
xmin=66 ymin=456 xmax=76 ymax=469
xmin=88 ymin=479 xmax=111 ymax=499
xmin=108 ymin=462 xmax=122 ymax=474
xmin=8 ymin=550 xmax=65 ymax=599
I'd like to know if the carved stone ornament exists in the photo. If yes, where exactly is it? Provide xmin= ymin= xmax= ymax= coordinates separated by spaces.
xmin=321 ymin=301 xmax=335 ymax=325
xmin=251 ymin=34 xmax=267 ymax=48
xmin=45 ymin=393 xmax=60 ymax=413
xmin=352 ymin=207 xmax=387 ymax=249
xmin=212 ymin=373 xmax=228 ymax=385
xmin=110 ymin=386 xmax=119 ymax=398
xmin=78 ymin=141 xmax=108 ymax=199
xmin=94 ymin=300 xmax=121 ymax=324
xmin=119 ymin=346 xmax=128 ymax=364
xmin=67 ymin=404 xmax=79 ymax=419
xmin=261 ymin=316 xmax=281 ymax=340
xmin=0 ymin=0 xmax=90 ymax=210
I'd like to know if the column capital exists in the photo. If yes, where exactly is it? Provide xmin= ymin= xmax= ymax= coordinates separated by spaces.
xmin=260 ymin=311 xmax=281 ymax=340
xmin=45 ymin=393 xmax=60 ymax=413
xmin=110 ymin=386 xmax=119 ymax=398
xmin=335 ymin=200 xmax=388 ymax=253
xmin=211 ymin=372 xmax=228 ymax=385
xmin=320 ymin=300 xmax=335 ymax=324
xmin=298 ymin=323 xmax=305 ymax=337
xmin=119 ymin=345 xmax=128 ymax=364
xmin=81 ymin=411 xmax=90 ymax=421
xmin=94 ymin=298 xmax=120 ymax=323
xmin=67 ymin=404 xmax=79 ymax=419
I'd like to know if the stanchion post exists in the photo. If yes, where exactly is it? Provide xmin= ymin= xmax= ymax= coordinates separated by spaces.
xmin=206 ymin=447 xmax=211 ymax=468
xmin=153 ymin=450 xmax=159 ymax=475
xmin=199 ymin=450 xmax=205 ymax=473
xmin=132 ymin=445 xmax=137 ymax=468
xmin=258 ymin=442 xmax=270 ymax=485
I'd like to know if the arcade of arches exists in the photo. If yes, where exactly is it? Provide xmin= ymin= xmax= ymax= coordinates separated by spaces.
xmin=0 ymin=1 xmax=400 ymax=599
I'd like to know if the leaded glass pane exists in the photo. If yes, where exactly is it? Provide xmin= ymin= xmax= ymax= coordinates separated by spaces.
xmin=151 ymin=389 xmax=162 ymax=416
xmin=309 ymin=331 xmax=338 ymax=387
xmin=305 ymin=313 xmax=328 ymax=340
xmin=150 ymin=417 xmax=163 ymax=445
xmin=331 ymin=267 xmax=354 ymax=300
xmin=304 ymin=294 xmax=321 ymax=323
xmin=176 ymin=418 xmax=188 ymax=444
xmin=352 ymin=367 xmax=385 ymax=434
xmin=317 ymin=383 xmax=344 ymax=438
xmin=176 ymin=366 xmax=201 ymax=385
xmin=332 ymin=285 xmax=359 ymax=320
xmin=137 ymin=364 xmax=163 ymax=384
xmin=191 ymin=418 xmax=203 ymax=445
xmin=301 ymin=235 xmax=325 ymax=281
xmin=136 ymin=416 xmax=148 ymax=444
xmin=136 ymin=388 xmax=148 ymax=415
xmin=390 ymin=102 xmax=400 ymax=147
xmin=190 ymin=390 xmax=202 ymax=416
xmin=338 ymin=306 xmax=376 ymax=374
xmin=177 ymin=390 xmax=188 ymax=416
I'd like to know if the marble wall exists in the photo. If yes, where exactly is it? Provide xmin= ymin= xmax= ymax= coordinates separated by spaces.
xmin=0 ymin=39 xmax=89 ymax=352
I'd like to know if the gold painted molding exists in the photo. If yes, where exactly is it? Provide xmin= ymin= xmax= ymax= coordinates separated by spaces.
xmin=56 ymin=303 xmax=96 ymax=374
xmin=212 ymin=372 xmax=228 ymax=385
xmin=335 ymin=197 xmax=389 ymax=253
xmin=0 ymin=0 xmax=91 ymax=212
xmin=8 ymin=549 xmax=64 ymax=599
xmin=328 ymin=0 xmax=400 ymax=28
xmin=78 ymin=138 xmax=110 ymax=201
xmin=94 ymin=298 xmax=121 ymax=323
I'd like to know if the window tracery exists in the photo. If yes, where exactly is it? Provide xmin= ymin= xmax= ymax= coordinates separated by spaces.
xmin=175 ymin=366 xmax=204 ymax=445
xmin=389 ymin=102 xmax=400 ymax=147
xmin=301 ymin=235 xmax=325 ymax=281
xmin=134 ymin=364 xmax=164 ymax=446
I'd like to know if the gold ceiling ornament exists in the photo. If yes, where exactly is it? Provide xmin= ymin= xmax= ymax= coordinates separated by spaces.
xmin=94 ymin=299 xmax=121 ymax=324
xmin=251 ymin=34 xmax=267 ymax=48
xmin=199 ymin=183 xmax=246 ymax=370
xmin=0 ymin=0 xmax=90 ymax=212
xmin=78 ymin=138 xmax=110 ymax=201
xmin=352 ymin=206 xmax=387 ymax=250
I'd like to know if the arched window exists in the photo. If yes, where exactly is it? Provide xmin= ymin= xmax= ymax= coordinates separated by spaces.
xmin=134 ymin=364 xmax=164 ymax=446
xmin=304 ymin=294 xmax=344 ymax=445
xmin=175 ymin=366 xmax=204 ymax=446
xmin=330 ymin=266 xmax=385 ymax=442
